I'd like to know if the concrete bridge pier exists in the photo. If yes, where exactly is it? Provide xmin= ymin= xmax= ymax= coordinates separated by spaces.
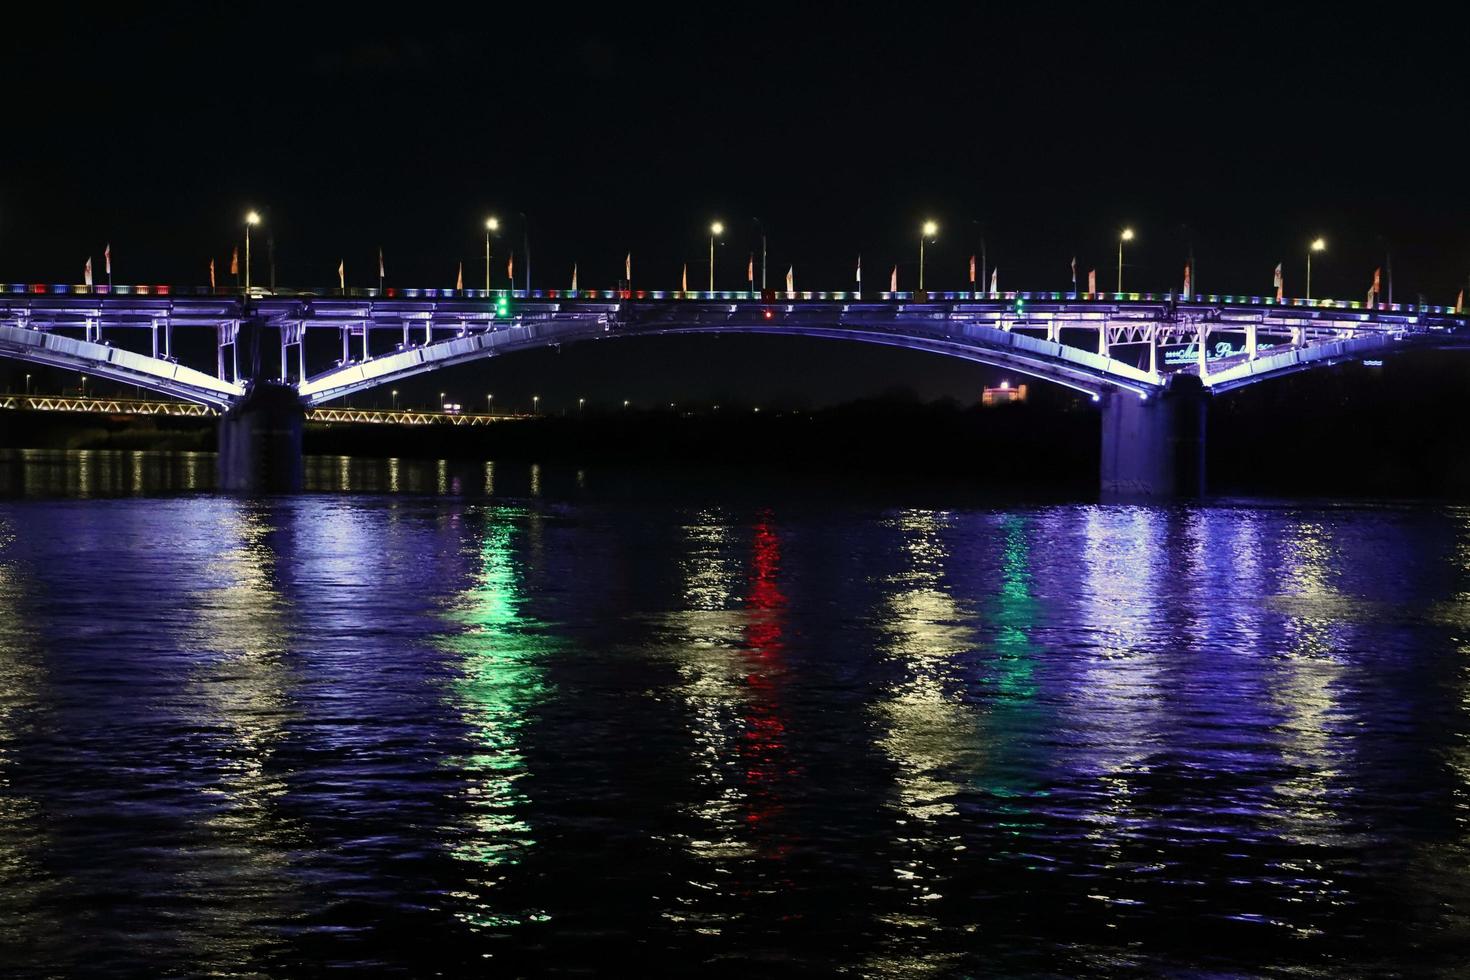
xmin=1099 ymin=374 xmax=1207 ymax=498
xmin=217 ymin=383 xmax=305 ymax=492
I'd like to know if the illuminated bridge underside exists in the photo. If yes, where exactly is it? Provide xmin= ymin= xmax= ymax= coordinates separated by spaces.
xmin=297 ymin=316 xmax=1160 ymax=405
xmin=1 ymin=294 xmax=1466 ymax=409
xmin=0 ymin=322 xmax=244 ymax=408
xmin=293 ymin=299 xmax=1467 ymax=406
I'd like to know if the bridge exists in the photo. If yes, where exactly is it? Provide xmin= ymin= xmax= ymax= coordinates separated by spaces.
xmin=1 ymin=284 xmax=1465 ymax=494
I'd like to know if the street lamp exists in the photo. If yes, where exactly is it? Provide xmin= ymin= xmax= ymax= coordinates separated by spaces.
xmin=440 ymin=391 xmax=446 ymax=411
xmin=80 ymin=375 xmax=87 ymax=396
xmin=24 ymin=374 xmax=30 ymax=396
xmin=919 ymin=220 xmax=939 ymax=290
xmin=486 ymin=393 xmax=494 ymax=414
xmin=1117 ymin=227 xmax=1135 ymax=293
xmin=244 ymin=211 xmax=260 ymax=292
xmin=485 ymin=217 xmax=499 ymax=293
xmin=623 ymin=399 xmax=630 ymax=410
xmin=532 ymin=394 xmax=540 ymax=415
xmin=391 ymin=389 xmax=399 ymax=410
xmin=1307 ymin=237 xmax=1326 ymax=301
xmin=709 ymin=221 xmax=724 ymax=292
xmin=578 ymin=396 xmax=585 ymax=414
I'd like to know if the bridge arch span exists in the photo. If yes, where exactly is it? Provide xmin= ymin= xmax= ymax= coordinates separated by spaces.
xmin=295 ymin=317 xmax=1158 ymax=407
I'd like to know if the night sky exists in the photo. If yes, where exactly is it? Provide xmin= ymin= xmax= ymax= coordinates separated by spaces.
xmin=4 ymin=3 xmax=1468 ymax=410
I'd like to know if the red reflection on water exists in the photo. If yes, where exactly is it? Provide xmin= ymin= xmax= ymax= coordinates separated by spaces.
xmin=741 ymin=513 xmax=796 ymax=848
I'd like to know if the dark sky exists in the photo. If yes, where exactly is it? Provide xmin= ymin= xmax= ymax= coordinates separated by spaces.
xmin=4 ymin=2 xmax=1468 ymax=409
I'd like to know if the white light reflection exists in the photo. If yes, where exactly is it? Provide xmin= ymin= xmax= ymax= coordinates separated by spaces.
xmin=861 ymin=509 xmax=978 ymax=977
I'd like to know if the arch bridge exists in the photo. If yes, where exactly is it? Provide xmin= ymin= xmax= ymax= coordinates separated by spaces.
xmin=1 ymin=285 xmax=1465 ymax=493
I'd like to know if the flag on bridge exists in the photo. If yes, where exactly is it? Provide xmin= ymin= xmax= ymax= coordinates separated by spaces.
xmin=456 ymin=262 xmax=463 ymax=291
xmin=969 ymin=254 xmax=976 ymax=287
xmin=1088 ymin=269 xmax=1096 ymax=294
xmin=1071 ymin=256 xmax=1077 ymax=289
xmin=230 ymin=247 xmax=239 ymax=277
xmin=84 ymin=257 xmax=93 ymax=287
xmin=1273 ymin=263 xmax=1283 ymax=302
xmin=1368 ymin=267 xmax=1381 ymax=306
xmin=1182 ymin=261 xmax=1191 ymax=297
xmin=338 ymin=260 xmax=345 ymax=290
xmin=507 ymin=252 xmax=514 ymax=283
xmin=990 ymin=268 xmax=998 ymax=294
xmin=379 ymin=247 xmax=385 ymax=281
xmin=571 ymin=263 xmax=578 ymax=291
xmin=1459 ymin=288 xmax=1465 ymax=315
xmin=625 ymin=252 xmax=632 ymax=285
xmin=748 ymin=253 xmax=755 ymax=286
xmin=681 ymin=263 xmax=688 ymax=292
xmin=890 ymin=265 xmax=898 ymax=292
xmin=104 ymin=244 xmax=111 ymax=276
xmin=209 ymin=258 xmax=216 ymax=289
xmin=786 ymin=266 xmax=794 ymax=293
xmin=856 ymin=254 xmax=862 ymax=286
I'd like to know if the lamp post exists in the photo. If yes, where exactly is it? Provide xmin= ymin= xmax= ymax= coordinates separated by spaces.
xmin=24 ymin=374 xmax=30 ymax=396
xmin=485 ymin=217 xmax=499 ymax=293
xmin=440 ymin=391 xmax=446 ymax=412
xmin=80 ymin=375 xmax=87 ymax=397
xmin=709 ymin=221 xmax=724 ymax=292
xmin=244 ymin=211 xmax=260 ymax=292
xmin=1307 ymin=237 xmax=1326 ymax=301
xmin=578 ymin=397 xmax=585 ymax=415
xmin=919 ymin=221 xmax=938 ymax=291
xmin=391 ymin=389 xmax=399 ymax=411
xmin=1117 ymin=227 xmax=1135 ymax=294
xmin=486 ymin=393 xmax=494 ymax=415
xmin=532 ymin=394 xmax=540 ymax=416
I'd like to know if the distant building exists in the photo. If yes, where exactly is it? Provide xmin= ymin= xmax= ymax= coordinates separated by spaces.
xmin=982 ymin=381 xmax=1028 ymax=406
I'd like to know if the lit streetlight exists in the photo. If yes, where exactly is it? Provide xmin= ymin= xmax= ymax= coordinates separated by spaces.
xmin=578 ymin=396 xmax=585 ymax=415
xmin=532 ymin=394 xmax=540 ymax=415
xmin=919 ymin=220 xmax=939 ymax=291
xmin=244 ymin=211 xmax=261 ymax=292
xmin=24 ymin=374 xmax=30 ymax=396
xmin=80 ymin=375 xmax=87 ymax=396
xmin=623 ymin=399 xmax=630 ymax=410
xmin=391 ymin=389 xmax=399 ymax=410
xmin=1307 ymin=237 xmax=1326 ymax=301
xmin=440 ymin=391 xmax=447 ymax=412
xmin=485 ymin=217 xmax=499 ymax=293
xmin=1117 ymin=227 xmax=1135 ymax=293
xmin=486 ymin=393 xmax=494 ymax=415
xmin=709 ymin=221 xmax=724 ymax=292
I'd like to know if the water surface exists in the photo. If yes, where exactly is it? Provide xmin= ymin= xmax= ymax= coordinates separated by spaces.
xmin=0 ymin=450 xmax=1467 ymax=975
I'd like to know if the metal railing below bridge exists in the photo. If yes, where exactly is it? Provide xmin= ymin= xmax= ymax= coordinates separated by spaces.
xmin=0 ymin=396 xmax=528 ymax=425
xmin=0 ymin=395 xmax=219 ymax=416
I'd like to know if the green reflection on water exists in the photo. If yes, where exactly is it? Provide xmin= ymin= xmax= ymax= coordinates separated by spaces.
xmin=989 ymin=515 xmax=1039 ymax=703
xmin=440 ymin=509 xmax=555 ymax=928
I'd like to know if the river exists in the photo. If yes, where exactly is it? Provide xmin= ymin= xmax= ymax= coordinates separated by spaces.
xmin=0 ymin=449 xmax=1466 ymax=975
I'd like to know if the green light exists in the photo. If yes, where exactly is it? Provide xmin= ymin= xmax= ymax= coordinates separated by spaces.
xmin=496 ymin=295 xmax=510 ymax=317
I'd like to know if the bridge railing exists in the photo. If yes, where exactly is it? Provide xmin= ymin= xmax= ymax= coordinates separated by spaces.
xmin=2 ymin=283 xmax=1462 ymax=317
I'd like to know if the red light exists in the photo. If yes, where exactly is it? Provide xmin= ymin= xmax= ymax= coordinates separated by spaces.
xmin=763 ymin=308 xmax=774 ymax=320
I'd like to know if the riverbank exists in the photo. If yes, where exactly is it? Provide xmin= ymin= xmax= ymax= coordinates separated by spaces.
xmin=1 ymin=352 xmax=1468 ymax=496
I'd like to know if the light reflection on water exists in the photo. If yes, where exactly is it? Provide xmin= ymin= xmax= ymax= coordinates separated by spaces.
xmin=0 ymin=453 xmax=1467 ymax=974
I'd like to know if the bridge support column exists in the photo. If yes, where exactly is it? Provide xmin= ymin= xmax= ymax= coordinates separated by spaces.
xmin=217 ymin=383 xmax=304 ymax=492
xmin=1099 ymin=374 xmax=1207 ymax=498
